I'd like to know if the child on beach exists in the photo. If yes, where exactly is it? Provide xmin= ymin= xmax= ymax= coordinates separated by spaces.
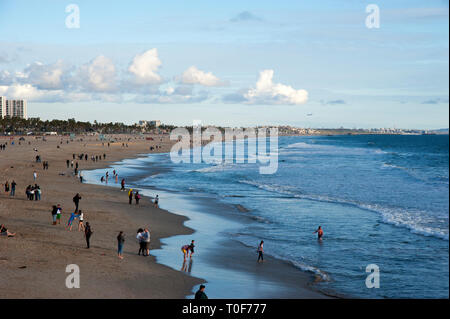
xmin=181 ymin=241 xmax=195 ymax=260
xmin=56 ymin=204 xmax=62 ymax=224
xmin=135 ymin=191 xmax=141 ymax=205
xmin=154 ymin=195 xmax=159 ymax=208
xmin=181 ymin=244 xmax=190 ymax=260
xmin=78 ymin=210 xmax=84 ymax=231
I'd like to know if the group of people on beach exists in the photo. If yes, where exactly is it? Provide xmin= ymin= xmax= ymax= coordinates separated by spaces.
xmin=125 ymin=187 xmax=158 ymax=208
xmin=25 ymin=184 xmax=42 ymax=201
xmin=136 ymin=228 xmax=151 ymax=257
xmin=4 ymin=180 xmax=16 ymax=196
xmin=181 ymin=240 xmax=196 ymax=260
xmin=100 ymin=170 xmax=119 ymax=184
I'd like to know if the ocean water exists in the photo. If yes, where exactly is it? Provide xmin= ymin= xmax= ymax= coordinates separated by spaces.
xmin=84 ymin=134 xmax=449 ymax=298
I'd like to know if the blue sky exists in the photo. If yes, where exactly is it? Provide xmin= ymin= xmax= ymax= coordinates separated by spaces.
xmin=0 ymin=0 xmax=448 ymax=129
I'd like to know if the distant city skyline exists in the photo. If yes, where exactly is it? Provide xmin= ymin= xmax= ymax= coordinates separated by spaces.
xmin=0 ymin=0 xmax=448 ymax=129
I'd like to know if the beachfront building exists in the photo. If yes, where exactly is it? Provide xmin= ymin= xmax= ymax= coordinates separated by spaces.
xmin=4 ymin=99 xmax=28 ymax=119
xmin=0 ymin=96 xmax=6 ymax=118
xmin=149 ymin=120 xmax=161 ymax=127
xmin=138 ymin=120 xmax=161 ymax=128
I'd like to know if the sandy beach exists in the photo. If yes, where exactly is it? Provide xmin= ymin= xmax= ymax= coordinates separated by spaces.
xmin=0 ymin=134 xmax=206 ymax=298
xmin=0 ymin=133 xmax=325 ymax=299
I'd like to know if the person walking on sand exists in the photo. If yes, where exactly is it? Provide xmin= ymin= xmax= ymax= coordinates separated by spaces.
xmin=128 ymin=189 xmax=133 ymax=205
xmin=136 ymin=228 xmax=144 ymax=255
xmin=78 ymin=210 xmax=84 ymax=231
xmin=73 ymin=193 xmax=81 ymax=212
xmin=117 ymin=231 xmax=125 ymax=259
xmin=195 ymin=285 xmax=208 ymax=299
xmin=142 ymin=228 xmax=151 ymax=256
xmin=313 ymin=226 xmax=324 ymax=241
xmin=135 ymin=191 xmax=141 ymax=205
xmin=51 ymin=205 xmax=58 ymax=225
xmin=257 ymin=240 xmax=264 ymax=262
xmin=84 ymin=222 xmax=93 ymax=248
xmin=121 ymin=178 xmax=125 ymax=191
xmin=66 ymin=211 xmax=77 ymax=231
xmin=10 ymin=180 xmax=16 ymax=197
xmin=33 ymin=171 xmax=37 ymax=181
xmin=154 ymin=195 xmax=159 ymax=208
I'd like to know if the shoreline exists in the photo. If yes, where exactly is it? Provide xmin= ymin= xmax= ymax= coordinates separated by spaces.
xmin=1 ymin=133 xmax=335 ymax=299
xmin=82 ymin=149 xmax=332 ymax=299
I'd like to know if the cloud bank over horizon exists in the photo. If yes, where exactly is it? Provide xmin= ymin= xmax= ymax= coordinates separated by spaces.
xmin=0 ymin=49 xmax=310 ymax=107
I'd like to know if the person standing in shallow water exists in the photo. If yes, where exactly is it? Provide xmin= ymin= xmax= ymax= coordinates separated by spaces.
xmin=257 ymin=240 xmax=264 ymax=262
xmin=313 ymin=226 xmax=324 ymax=241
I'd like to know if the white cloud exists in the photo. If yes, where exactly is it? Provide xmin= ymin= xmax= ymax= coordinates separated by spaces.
xmin=1 ymin=50 xmax=219 ymax=104
xmin=244 ymin=70 xmax=308 ymax=105
xmin=0 ymin=83 xmax=93 ymax=103
xmin=128 ymin=48 xmax=162 ymax=85
xmin=0 ymin=83 xmax=42 ymax=100
xmin=22 ymin=60 xmax=67 ymax=90
xmin=181 ymin=66 xmax=223 ymax=87
xmin=0 ymin=70 xmax=14 ymax=85
xmin=78 ymin=56 xmax=117 ymax=92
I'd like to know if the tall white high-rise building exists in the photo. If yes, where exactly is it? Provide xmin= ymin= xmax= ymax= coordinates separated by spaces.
xmin=0 ymin=96 xmax=6 ymax=119
xmin=5 ymin=99 xmax=27 ymax=119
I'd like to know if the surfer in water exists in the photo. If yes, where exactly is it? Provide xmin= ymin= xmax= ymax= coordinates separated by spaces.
xmin=313 ymin=226 xmax=324 ymax=241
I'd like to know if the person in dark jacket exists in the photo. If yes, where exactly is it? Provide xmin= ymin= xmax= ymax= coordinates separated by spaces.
xmin=73 ymin=193 xmax=81 ymax=212
xmin=84 ymin=222 xmax=93 ymax=248
xmin=195 ymin=285 xmax=208 ymax=299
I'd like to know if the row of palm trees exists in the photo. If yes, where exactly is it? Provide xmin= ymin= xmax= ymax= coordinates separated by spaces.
xmin=0 ymin=117 xmax=141 ymax=135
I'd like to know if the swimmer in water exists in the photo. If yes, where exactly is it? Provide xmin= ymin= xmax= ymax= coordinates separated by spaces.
xmin=313 ymin=226 xmax=324 ymax=241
